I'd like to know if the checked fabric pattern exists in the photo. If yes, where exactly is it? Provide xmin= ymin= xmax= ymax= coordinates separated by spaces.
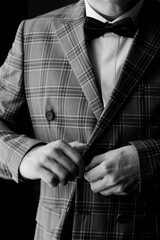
xmin=1 ymin=0 xmax=160 ymax=239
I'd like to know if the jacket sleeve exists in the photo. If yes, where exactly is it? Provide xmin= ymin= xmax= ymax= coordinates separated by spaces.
xmin=130 ymin=139 xmax=160 ymax=193
xmin=0 ymin=20 xmax=43 ymax=183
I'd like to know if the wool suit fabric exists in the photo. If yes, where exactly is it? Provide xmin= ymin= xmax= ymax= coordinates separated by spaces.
xmin=0 ymin=0 xmax=160 ymax=239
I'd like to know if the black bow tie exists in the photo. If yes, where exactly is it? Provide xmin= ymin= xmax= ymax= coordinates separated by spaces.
xmin=84 ymin=16 xmax=137 ymax=40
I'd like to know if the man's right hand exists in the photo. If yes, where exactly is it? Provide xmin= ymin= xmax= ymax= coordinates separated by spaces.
xmin=19 ymin=140 xmax=85 ymax=187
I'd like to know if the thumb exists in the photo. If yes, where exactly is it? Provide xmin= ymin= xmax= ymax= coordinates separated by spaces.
xmin=69 ymin=141 xmax=86 ymax=153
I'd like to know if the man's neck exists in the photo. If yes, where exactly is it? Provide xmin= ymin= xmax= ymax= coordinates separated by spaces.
xmin=87 ymin=0 xmax=140 ymax=21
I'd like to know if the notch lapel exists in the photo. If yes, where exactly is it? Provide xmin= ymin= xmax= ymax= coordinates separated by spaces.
xmin=54 ymin=1 xmax=103 ymax=120
xmin=83 ymin=8 xmax=160 ymax=160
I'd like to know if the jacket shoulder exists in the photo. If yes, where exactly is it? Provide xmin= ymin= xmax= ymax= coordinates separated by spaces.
xmin=23 ymin=1 xmax=83 ymax=32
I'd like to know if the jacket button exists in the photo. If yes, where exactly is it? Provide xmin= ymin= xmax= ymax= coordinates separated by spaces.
xmin=116 ymin=214 xmax=131 ymax=224
xmin=45 ymin=110 xmax=55 ymax=121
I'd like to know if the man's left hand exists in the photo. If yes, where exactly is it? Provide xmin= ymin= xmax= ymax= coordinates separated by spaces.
xmin=84 ymin=146 xmax=140 ymax=196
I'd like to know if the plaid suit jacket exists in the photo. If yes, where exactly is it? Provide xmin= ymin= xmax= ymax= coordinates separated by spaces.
xmin=1 ymin=0 xmax=160 ymax=239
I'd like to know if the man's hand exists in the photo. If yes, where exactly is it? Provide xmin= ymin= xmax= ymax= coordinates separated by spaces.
xmin=19 ymin=140 xmax=85 ymax=187
xmin=84 ymin=146 xmax=140 ymax=196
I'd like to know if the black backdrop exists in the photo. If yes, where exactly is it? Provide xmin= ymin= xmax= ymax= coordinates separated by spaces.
xmin=28 ymin=0 xmax=77 ymax=18
xmin=0 ymin=1 xmax=77 ymax=239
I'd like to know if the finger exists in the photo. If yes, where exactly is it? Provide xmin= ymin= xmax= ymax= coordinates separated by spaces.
xmin=84 ymin=165 xmax=103 ymax=182
xmin=89 ymin=175 xmax=115 ymax=193
xmin=69 ymin=141 xmax=86 ymax=153
xmin=100 ymin=185 xmax=127 ymax=196
xmin=54 ymin=140 xmax=84 ymax=178
xmin=43 ymin=157 xmax=70 ymax=185
xmin=85 ymin=154 xmax=104 ymax=171
xmin=53 ymin=148 xmax=78 ymax=179
xmin=114 ymin=185 xmax=127 ymax=195
xmin=39 ymin=167 xmax=59 ymax=187
xmin=85 ymin=162 xmax=109 ymax=182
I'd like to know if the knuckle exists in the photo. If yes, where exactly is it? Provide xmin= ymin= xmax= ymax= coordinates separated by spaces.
xmin=38 ymin=155 xmax=46 ymax=165
xmin=48 ymin=175 xmax=59 ymax=187
xmin=55 ymin=139 xmax=66 ymax=148
xmin=92 ymin=156 xmax=97 ymax=162
xmin=116 ymin=186 xmax=122 ymax=193
xmin=84 ymin=172 xmax=90 ymax=182
xmin=101 ymin=161 xmax=108 ymax=174
xmin=54 ymin=148 xmax=62 ymax=158
xmin=60 ymin=171 xmax=69 ymax=185
xmin=104 ymin=175 xmax=115 ymax=186
xmin=70 ymin=164 xmax=77 ymax=175
xmin=85 ymin=175 xmax=92 ymax=182
xmin=77 ymin=156 xmax=83 ymax=164
xmin=47 ymin=176 xmax=53 ymax=186
xmin=90 ymin=184 xmax=98 ymax=193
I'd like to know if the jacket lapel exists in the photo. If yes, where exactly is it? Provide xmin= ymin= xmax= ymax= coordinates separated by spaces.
xmin=54 ymin=0 xmax=103 ymax=120
xmin=83 ymin=2 xmax=160 ymax=160
xmin=53 ymin=1 xmax=160 ymax=160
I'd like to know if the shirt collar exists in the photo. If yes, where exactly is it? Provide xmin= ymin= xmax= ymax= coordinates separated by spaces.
xmin=84 ymin=0 xmax=144 ymax=24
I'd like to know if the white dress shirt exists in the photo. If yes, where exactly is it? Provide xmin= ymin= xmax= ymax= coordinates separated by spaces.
xmin=85 ymin=0 xmax=144 ymax=107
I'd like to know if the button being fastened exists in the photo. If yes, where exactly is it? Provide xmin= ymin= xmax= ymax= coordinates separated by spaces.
xmin=45 ymin=110 xmax=55 ymax=121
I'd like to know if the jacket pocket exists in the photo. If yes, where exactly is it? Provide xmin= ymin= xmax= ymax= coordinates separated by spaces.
xmin=36 ymin=201 xmax=61 ymax=234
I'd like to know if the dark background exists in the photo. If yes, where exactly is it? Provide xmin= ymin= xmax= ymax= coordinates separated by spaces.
xmin=0 ymin=1 xmax=77 ymax=239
